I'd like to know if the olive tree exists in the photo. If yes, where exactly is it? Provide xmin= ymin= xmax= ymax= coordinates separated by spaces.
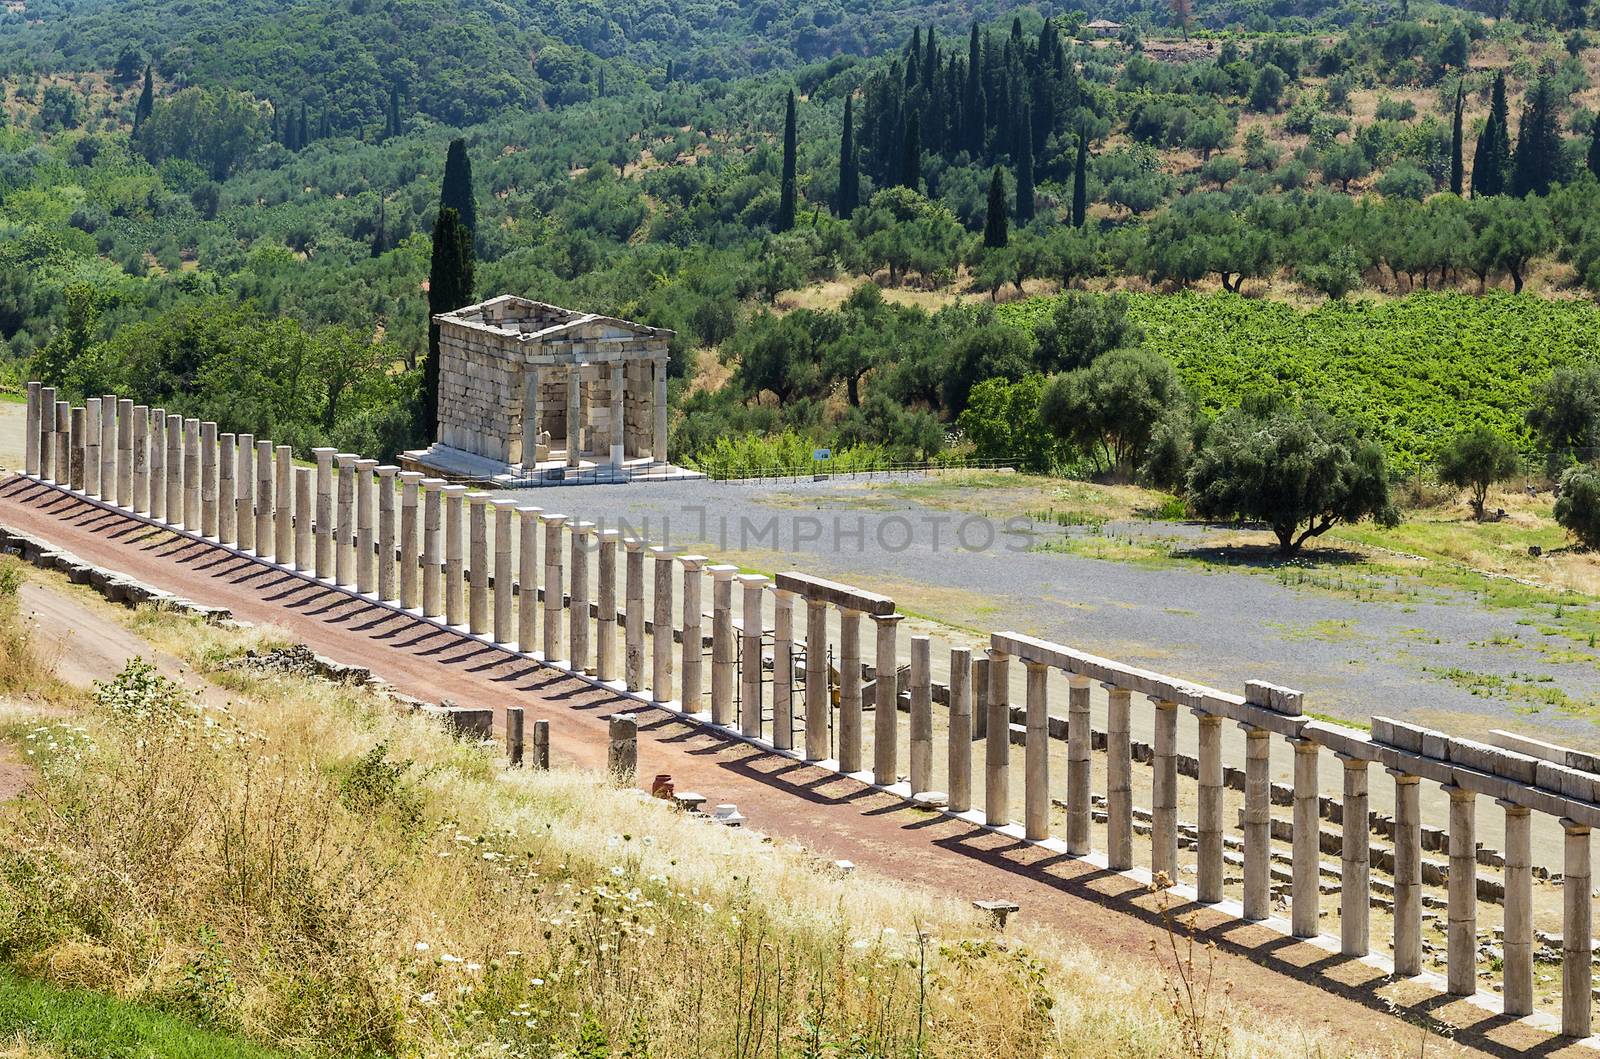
xmin=1436 ymin=425 xmax=1521 ymax=520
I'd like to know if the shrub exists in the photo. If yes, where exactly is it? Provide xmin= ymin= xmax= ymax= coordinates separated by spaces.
xmin=1040 ymin=347 xmax=1185 ymax=481
xmin=1556 ymin=463 xmax=1600 ymax=548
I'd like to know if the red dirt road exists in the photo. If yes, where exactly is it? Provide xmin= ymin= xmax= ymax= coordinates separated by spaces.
xmin=0 ymin=474 xmax=1582 ymax=1057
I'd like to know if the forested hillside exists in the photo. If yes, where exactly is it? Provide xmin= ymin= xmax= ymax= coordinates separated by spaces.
xmin=5 ymin=0 xmax=1600 ymax=486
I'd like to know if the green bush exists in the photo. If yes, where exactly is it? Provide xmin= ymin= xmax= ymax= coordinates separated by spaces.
xmin=1555 ymin=464 xmax=1600 ymax=548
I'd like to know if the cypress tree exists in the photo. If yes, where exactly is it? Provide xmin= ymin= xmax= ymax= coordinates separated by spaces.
xmin=440 ymin=137 xmax=477 ymax=238
xmin=386 ymin=85 xmax=401 ymax=139
xmin=1511 ymin=75 xmax=1561 ymax=198
xmin=923 ymin=26 xmax=938 ymax=91
xmin=134 ymin=65 xmax=154 ymax=132
xmin=778 ymin=89 xmax=798 ymax=231
xmin=1016 ymin=103 xmax=1035 ymax=223
xmin=296 ymin=102 xmax=308 ymax=151
xmin=1474 ymin=72 xmax=1511 ymax=197
xmin=372 ymin=198 xmax=387 ymax=258
xmin=1450 ymin=81 xmax=1465 ymax=195
xmin=1589 ymin=111 xmax=1600 ymax=179
xmin=665 ymin=59 xmax=674 ymax=83
xmin=838 ymin=94 xmax=859 ymax=218
xmin=1072 ymin=129 xmax=1089 ymax=228
xmin=906 ymin=28 xmax=921 ymax=86
xmin=318 ymin=109 xmax=330 ymax=141
xmin=965 ymin=23 xmax=981 ymax=150
xmin=900 ymin=111 xmax=921 ymax=191
xmin=971 ymin=86 xmax=987 ymax=157
xmin=425 ymin=207 xmax=474 ymax=439
xmin=983 ymin=166 xmax=1008 ymax=248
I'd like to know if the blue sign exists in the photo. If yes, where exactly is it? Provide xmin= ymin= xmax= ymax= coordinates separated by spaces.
xmin=813 ymin=448 xmax=831 ymax=461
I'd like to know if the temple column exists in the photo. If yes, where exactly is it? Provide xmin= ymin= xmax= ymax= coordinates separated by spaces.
xmin=654 ymin=547 xmax=678 ymax=702
xmin=541 ymin=513 xmax=567 ymax=662
xmin=1390 ymin=770 xmax=1422 ymax=976
xmin=679 ymin=555 xmax=706 ymax=712
xmin=517 ymin=506 xmax=542 ymax=653
xmin=116 ymin=399 xmax=133 ymax=509
xmin=53 ymin=402 xmax=69 ymax=488
xmin=1242 ymin=725 xmax=1271 ymax=920
xmin=1024 ymin=660 xmax=1050 ymax=840
xmin=1066 ymin=675 xmax=1091 ymax=855
xmin=200 ymin=421 xmax=218 ymax=536
xmin=803 ymin=597 xmax=830 ymax=761
xmin=217 ymin=432 xmax=235 ymax=544
xmin=1196 ymin=712 xmax=1225 ymax=903
xmin=609 ymin=360 xmax=626 ymax=467
xmin=37 ymin=386 xmax=56 ymax=482
xmin=947 ymin=648 xmax=973 ymax=812
xmin=231 ymin=431 xmax=249 ymax=549
xmin=623 ymin=538 xmax=645 ymax=687
xmin=165 ymin=415 xmax=183 ymax=523
xmin=492 ymin=498 xmax=516 ymax=642
xmin=1106 ymin=686 xmax=1133 ymax=871
xmin=253 ymin=439 xmax=273 ymax=558
xmin=710 ymin=565 xmax=738 ymax=725
xmin=182 ymin=417 xmax=199 ymax=528
xmin=100 ymin=397 xmax=116 ymax=501
xmin=1562 ymin=819 xmax=1592 ymax=1037
xmin=420 ymin=480 xmax=444 ymax=616
xmin=23 ymin=382 xmax=39 ymax=476
xmin=569 ymin=521 xmax=593 ymax=671
xmin=520 ymin=365 xmax=540 ymax=468
xmin=596 ymin=531 xmax=620 ymax=680
xmin=738 ymin=575 xmax=767 ymax=735
xmin=652 ymin=357 xmax=668 ymax=463
xmin=84 ymin=397 xmax=101 ymax=496
xmin=442 ymin=485 xmax=467 ymax=625
xmin=377 ymin=466 xmax=399 ymax=601
xmin=275 ymin=445 xmax=294 ymax=562
xmin=467 ymin=493 xmax=491 ymax=635
xmin=872 ymin=613 xmax=902 ymax=784
xmin=838 ymin=608 xmax=863 ymax=772
xmin=69 ymin=406 xmax=85 ymax=491
xmin=984 ymin=649 xmax=1011 ymax=827
xmin=1445 ymin=784 xmax=1476 ymax=996
xmin=1501 ymin=801 xmax=1533 ymax=1017
xmin=772 ymin=589 xmax=795 ymax=750
xmin=565 ymin=367 xmax=581 ymax=470
xmin=313 ymin=449 xmax=336 ymax=578
xmin=355 ymin=458 xmax=378 ymax=595
xmin=1290 ymin=736 xmax=1321 ymax=937
xmin=1152 ymin=698 xmax=1179 ymax=885
xmin=294 ymin=467 xmax=313 ymax=570
xmin=1338 ymin=754 xmax=1371 ymax=956
xmin=335 ymin=454 xmax=358 ymax=588
xmin=132 ymin=406 xmax=150 ymax=515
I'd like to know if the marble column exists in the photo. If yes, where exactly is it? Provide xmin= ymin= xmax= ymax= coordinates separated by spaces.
xmin=1242 ymin=725 xmax=1272 ymax=921
xmin=147 ymin=410 xmax=166 ymax=519
xmin=295 ymin=467 xmax=313 ymax=570
xmin=678 ymin=554 xmax=705 ymax=712
xmin=82 ymin=397 xmax=101 ymax=496
xmin=231 ymin=432 xmax=250 ymax=550
xmin=274 ymin=445 xmax=293 ymax=562
xmin=872 ymin=613 xmax=902 ymax=785
xmin=803 ymin=597 xmax=830 ymax=761
xmin=1390 ymin=770 xmax=1422 ymax=976
xmin=623 ymin=539 xmax=646 ymax=687
xmin=654 ymin=548 xmax=679 ymax=703
xmin=52 ymin=402 xmax=68 ymax=486
xmin=377 ymin=466 xmax=399 ymax=602
xmin=492 ymin=499 xmax=516 ymax=642
xmin=68 ymin=406 xmax=85 ymax=490
xmin=23 ymin=381 xmax=39 ymax=476
xmin=313 ymin=449 xmax=336 ymax=579
xmin=520 ymin=366 xmax=540 ymax=469
xmin=116 ymin=399 xmax=133 ymax=509
xmin=421 ymin=480 xmax=444 ymax=618
xmin=1066 ymin=675 xmax=1092 ymax=855
xmin=652 ymin=358 xmax=668 ymax=463
xmin=199 ymin=421 xmax=218 ymax=536
xmin=442 ymin=485 xmax=467 ymax=625
xmin=738 ymin=575 xmax=768 ymax=734
xmin=217 ymin=432 xmax=235 ymax=544
xmin=355 ymin=458 xmax=378 ymax=595
xmin=540 ymin=513 xmax=567 ymax=662
xmin=182 ymin=417 xmax=200 ymax=528
xmin=467 ymin=492 xmax=491 ymax=635
xmin=984 ymin=649 xmax=1010 ymax=827
xmin=1338 ymin=754 xmax=1370 ymax=956
xmin=1562 ymin=819 xmax=1592 ymax=1037
xmin=772 ymin=589 xmax=795 ymax=750
xmin=565 ymin=367 xmax=581 ymax=470
xmin=254 ymin=440 xmax=274 ymax=559
xmin=37 ymin=386 xmax=56 ymax=481
xmin=1196 ymin=711 xmax=1225 ymax=903
xmin=569 ymin=521 xmax=593 ymax=671
xmin=947 ymin=648 xmax=973 ymax=812
xmin=838 ymin=608 xmax=863 ymax=772
xmin=1500 ymin=801 xmax=1533 ymax=1017
xmin=399 ymin=472 xmax=423 ymax=610
xmin=596 ymin=531 xmax=620 ymax=681
xmin=165 ymin=413 xmax=184 ymax=523
xmin=132 ymin=406 xmax=150 ymax=515
xmin=609 ymin=360 xmax=626 ymax=467
xmin=1024 ymin=660 xmax=1050 ymax=841
xmin=1152 ymin=698 xmax=1179 ymax=885
xmin=1106 ymin=685 xmax=1133 ymax=872
xmin=99 ymin=396 xmax=116 ymax=502
xmin=1290 ymin=736 xmax=1321 ymax=938
xmin=517 ymin=506 xmax=542 ymax=653
xmin=1445 ymin=784 xmax=1476 ymax=996
xmin=709 ymin=565 xmax=737 ymax=725
xmin=335 ymin=454 xmax=358 ymax=588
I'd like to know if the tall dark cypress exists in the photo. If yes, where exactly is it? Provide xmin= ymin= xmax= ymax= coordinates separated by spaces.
xmin=386 ymin=85 xmax=401 ymax=139
xmin=424 ymin=207 xmax=474 ymax=439
xmin=983 ymin=166 xmax=1008 ymax=248
xmin=923 ymin=26 xmax=938 ymax=91
xmin=1071 ymin=129 xmax=1088 ymax=228
xmin=1589 ymin=111 xmax=1600 ymax=179
xmin=971 ymin=87 xmax=987 ymax=157
xmin=134 ymin=65 xmax=154 ymax=131
xmin=1474 ymin=72 xmax=1511 ymax=197
xmin=372 ymin=198 xmax=387 ymax=258
xmin=440 ymin=137 xmax=477 ymax=238
xmin=1450 ymin=81 xmax=1465 ymax=195
xmin=778 ymin=89 xmax=798 ymax=231
xmin=296 ymin=102 xmax=308 ymax=151
xmin=965 ymin=23 xmax=981 ymax=152
xmin=838 ymin=95 xmax=859 ymax=218
xmin=1016 ymin=103 xmax=1035 ymax=223
xmin=900 ymin=111 xmax=921 ymax=191
xmin=1511 ymin=75 xmax=1561 ymax=198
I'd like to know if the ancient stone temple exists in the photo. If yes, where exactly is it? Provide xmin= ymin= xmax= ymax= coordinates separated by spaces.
xmin=406 ymin=295 xmax=677 ymax=483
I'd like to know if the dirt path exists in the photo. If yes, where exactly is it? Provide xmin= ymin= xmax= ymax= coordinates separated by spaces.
xmin=0 ymin=475 xmax=1582 ymax=1058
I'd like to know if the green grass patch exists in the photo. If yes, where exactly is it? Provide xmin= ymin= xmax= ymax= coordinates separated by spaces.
xmin=0 ymin=969 xmax=289 ymax=1058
